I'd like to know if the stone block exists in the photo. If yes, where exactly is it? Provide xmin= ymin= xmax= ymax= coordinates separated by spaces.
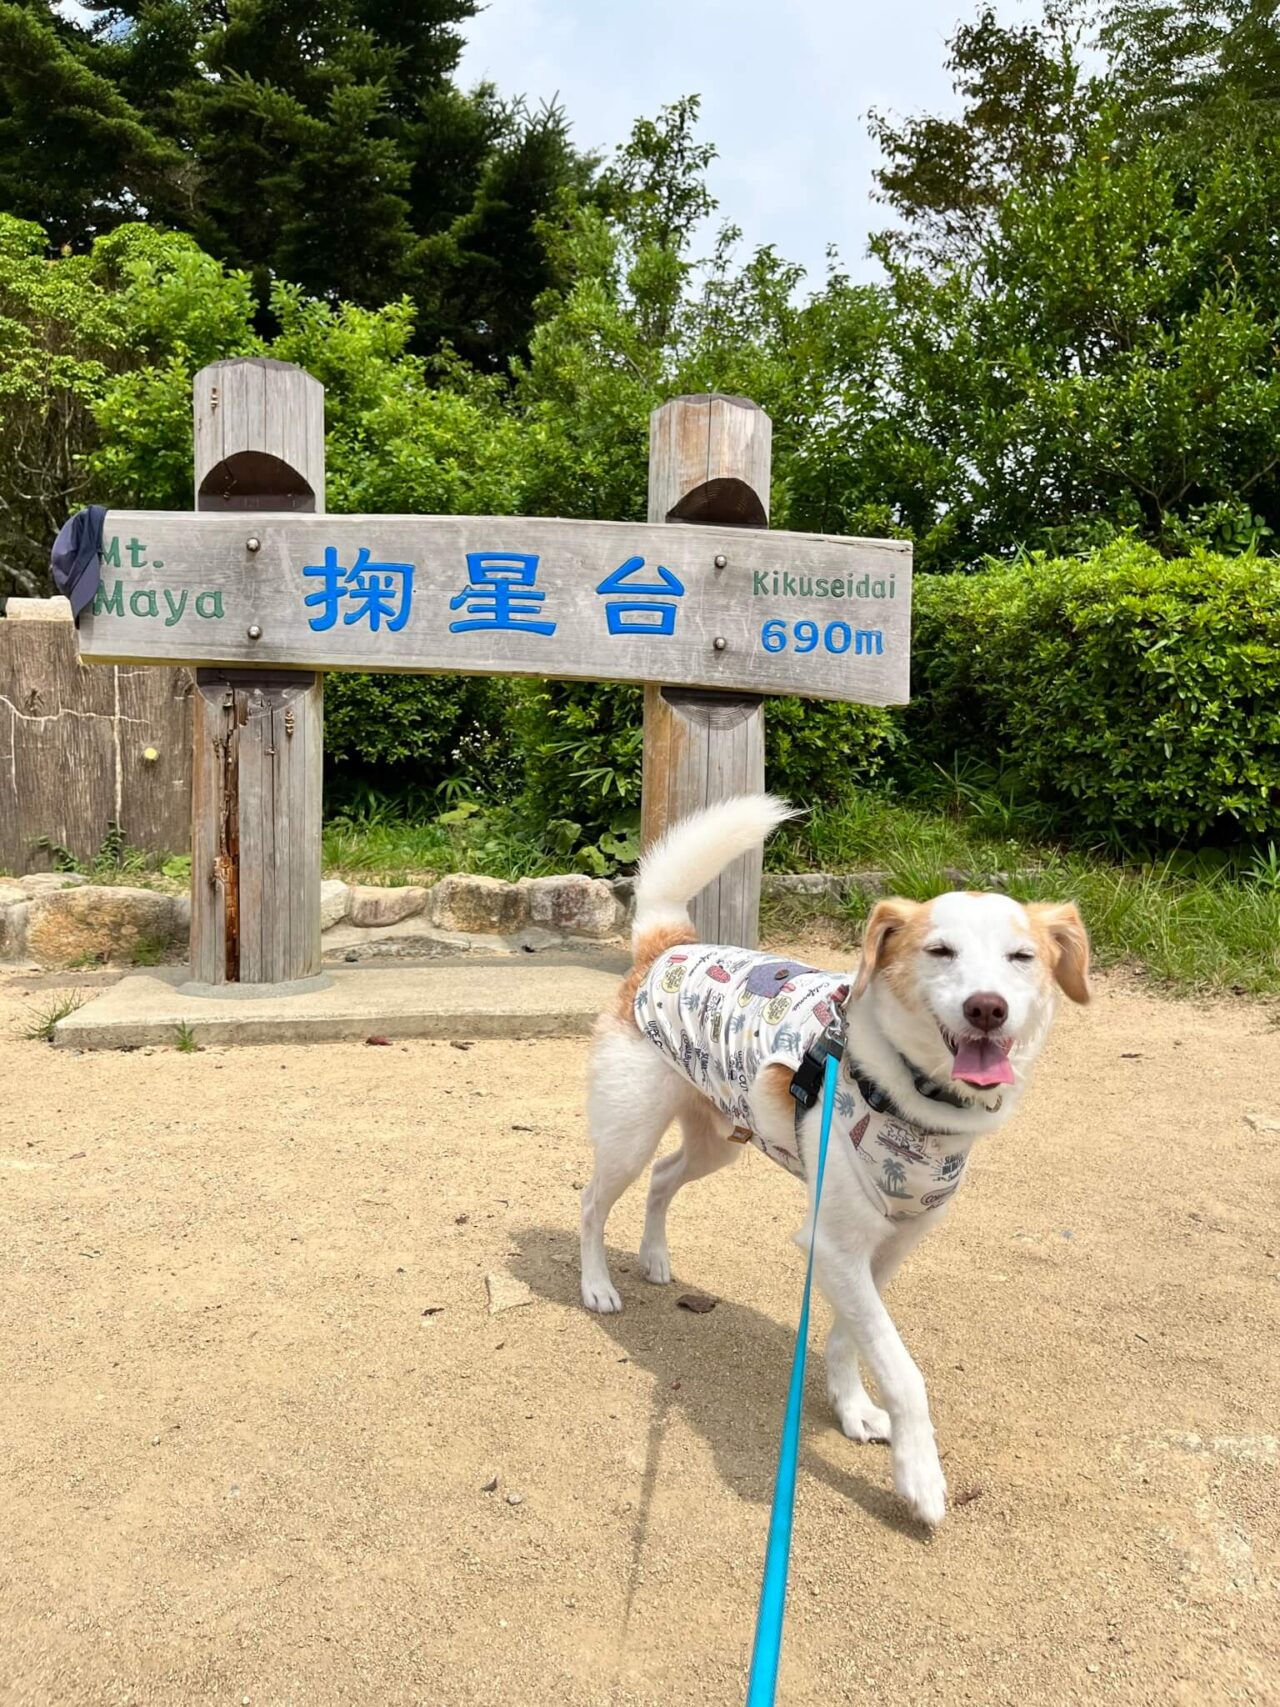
xmin=427 ymin=875 xmax=528 ymax=935
xmin=519 ymin=874 xmax=620 ymax=940
xmin=25 ymin=886 xmax=183 ymax=968
xmin=345 ymin=884 xmax=430 ymax=928
xmin=319 ymin=879 xmax=350 ymax=930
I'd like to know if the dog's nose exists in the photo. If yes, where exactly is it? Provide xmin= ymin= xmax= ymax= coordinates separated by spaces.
xmin=963 ymin=992 xmax=1008 ymax=1033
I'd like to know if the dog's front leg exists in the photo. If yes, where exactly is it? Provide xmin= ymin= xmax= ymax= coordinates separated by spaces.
xmin=814 ymin=1244 xmax=947 ymax=1528
xmin=825 ymin=1215 xmax=939 ymax=1445
xmin=754 ymin=1079 xmax=943 ymax=1524
xmin=825 ymin=1315 xmax=891 ymax=1444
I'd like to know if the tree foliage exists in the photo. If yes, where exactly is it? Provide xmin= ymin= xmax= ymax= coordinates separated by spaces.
xmin=0 ymin=0 xmax=592 ymax=365
xmin=801 ymin=0 xmax=1280 ymax=562
xmin=2 ymin=2 xmax=1278 ymax=852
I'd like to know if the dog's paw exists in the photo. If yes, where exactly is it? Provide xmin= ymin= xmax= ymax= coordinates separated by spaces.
xmin=893 ymin=1444 xmax=947 ymax=1529
xmin=581 ymin=1275 xmax=623 ymax=1313
xmin=637 ymin=1244 xmax=671 ymax=1285
xmin=831 ymin=1392 xmax=891 ymax=1444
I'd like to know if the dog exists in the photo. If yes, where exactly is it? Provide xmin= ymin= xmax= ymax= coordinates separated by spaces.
xmin=579 ymin=794 xmax=1090 ymax=1527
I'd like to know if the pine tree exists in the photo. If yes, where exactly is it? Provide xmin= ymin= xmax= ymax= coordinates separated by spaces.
xmin=0 ymin=0 xmax=594 ymax=363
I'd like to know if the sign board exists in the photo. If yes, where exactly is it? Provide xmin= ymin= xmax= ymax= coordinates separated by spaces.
xmin=79 ymin=510 xmax=911 ymax=705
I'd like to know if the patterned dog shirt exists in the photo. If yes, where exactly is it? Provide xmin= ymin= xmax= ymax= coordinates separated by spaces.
xmin=637 ymin=944 xmax=973 ymax=1221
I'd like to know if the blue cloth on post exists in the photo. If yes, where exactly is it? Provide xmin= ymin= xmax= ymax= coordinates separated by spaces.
xmin=49 ymin=505 xmax=107 ymax=624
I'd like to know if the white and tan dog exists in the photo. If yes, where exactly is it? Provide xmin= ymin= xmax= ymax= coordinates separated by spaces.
xmin=579 ymin=794 xmax=1090 ymax=1526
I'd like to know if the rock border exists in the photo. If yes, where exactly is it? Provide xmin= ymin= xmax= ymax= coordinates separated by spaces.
xmin=0 ymin=867 xmax=1042 ymax=969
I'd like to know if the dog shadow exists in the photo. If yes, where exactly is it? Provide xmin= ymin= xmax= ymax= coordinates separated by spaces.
xmin=509 ymin=1224 xmax=928 ymax=1542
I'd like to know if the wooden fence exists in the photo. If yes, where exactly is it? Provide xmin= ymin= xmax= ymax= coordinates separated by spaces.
xmin=0 ymin=597 xmax=192 ymax=875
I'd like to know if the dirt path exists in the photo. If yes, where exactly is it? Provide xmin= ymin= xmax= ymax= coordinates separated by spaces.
xmin=2 ymin=961 xmax=1278 ymax=1707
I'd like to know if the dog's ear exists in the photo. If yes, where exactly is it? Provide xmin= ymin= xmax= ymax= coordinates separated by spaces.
xmin=1027 ymin=901 xmax=1092 ymax=1004
xmin=852 ymin=898 xmax=922 ymax=998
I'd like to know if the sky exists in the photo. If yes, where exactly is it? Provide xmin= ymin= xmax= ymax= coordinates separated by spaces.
xmin=458 ymin=0 xmax=992 ymax=287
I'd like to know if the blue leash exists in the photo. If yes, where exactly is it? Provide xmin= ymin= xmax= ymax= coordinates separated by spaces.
xmin=745 ymin=1048 xmax=841 ymax=1706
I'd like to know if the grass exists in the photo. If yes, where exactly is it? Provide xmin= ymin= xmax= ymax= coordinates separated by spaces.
xmin=765 ymin=793 xmax=1280 ymax=998
xmin=129 ymin=932 xmax=172 ymax=967
xmin=322 ymin=808 xmax=561 ymax=885
xmin=174 ymin=1022 xmax=199 ymax=1053
xmin=22 ymin=989 xmax=89 ymax=1041
xmin=20 ymin=830 xmax=190 ymax=894
xmin=323 ymin=784 xmax=1280 ymax=998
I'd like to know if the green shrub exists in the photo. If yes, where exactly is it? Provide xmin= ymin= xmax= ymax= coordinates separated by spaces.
xmin=511 ymin=681 xmax=644 ymax=839
xmin=323 ymin=673 xmax=520 ymax=808
xmin=510 ymin=679 xmax=899 ymax=839
xmin=765 ymin=697 xmax=900 ymax=805
xmin=908 ymin=543 xmax=1280 ymax=843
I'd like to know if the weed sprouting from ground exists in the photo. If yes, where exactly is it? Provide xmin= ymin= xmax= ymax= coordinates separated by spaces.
xmin=21 ymin=990 xmax=89 ymax=1042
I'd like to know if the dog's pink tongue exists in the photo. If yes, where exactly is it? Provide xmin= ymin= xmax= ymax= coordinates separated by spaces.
xmin=951 ymin=1036 xmax=1015 ymax=1087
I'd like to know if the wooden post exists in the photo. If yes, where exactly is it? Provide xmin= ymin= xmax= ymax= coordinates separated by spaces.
xmin=189 ymin=359 xmax=325 ymax=985
xmin=642 ymin=394 xmax=771 ymax=947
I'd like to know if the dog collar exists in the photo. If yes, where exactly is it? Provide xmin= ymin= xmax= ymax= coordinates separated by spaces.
xmin=841 ymin=1052 xmax=998 ymax=1137
xmin=896 ymin=1052 xmax=999 ymax=1114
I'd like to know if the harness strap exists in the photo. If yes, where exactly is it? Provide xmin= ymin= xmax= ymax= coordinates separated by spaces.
xmin=788 ymin=1023 xmax=844 ymax=1110
xmin=790 ymin=1016 xmax=981 ymax=1130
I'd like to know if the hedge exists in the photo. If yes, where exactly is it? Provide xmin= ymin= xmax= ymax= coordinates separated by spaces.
xmin=909 ymin=542 xmax=1280 ymax=842
xmin=322 ymin=542 xmax=1280 ymax=846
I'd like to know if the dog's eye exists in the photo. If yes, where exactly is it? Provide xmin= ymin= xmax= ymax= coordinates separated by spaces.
xmin=1007 ymin=949 xmax=1035 ymax=963
xmin=924 ymin=943 xmax=956 ymax=959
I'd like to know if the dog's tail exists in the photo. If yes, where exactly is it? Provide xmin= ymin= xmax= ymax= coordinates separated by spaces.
xmin=631 ymin=794 xmax=796 ymax=942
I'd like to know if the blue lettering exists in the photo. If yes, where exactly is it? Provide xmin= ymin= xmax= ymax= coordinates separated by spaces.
xmin=595 ymin=556 xmax=685 ymax=637
xmin=449 ymin=552 xmax=555 ymax=636
xmin=304 ymin=546 xmax=414 ymax=634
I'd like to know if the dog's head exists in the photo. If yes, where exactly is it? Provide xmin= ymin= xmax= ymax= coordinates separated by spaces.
xmin=851 ymin=892 xmax=1090 ymax=1090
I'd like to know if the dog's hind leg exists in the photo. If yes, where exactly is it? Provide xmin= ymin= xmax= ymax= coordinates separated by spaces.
xmin=580 ymin=1023 xmax=685 ymax=1313
xmin=638 ymin=1099 xmax=737 ymax=1285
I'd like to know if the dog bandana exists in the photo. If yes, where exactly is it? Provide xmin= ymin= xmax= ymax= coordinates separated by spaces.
xmin=637 ymin=945 xmax=972 ymax=1221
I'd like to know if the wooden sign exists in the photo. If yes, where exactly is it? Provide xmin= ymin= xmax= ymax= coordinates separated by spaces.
xmin=79 ymin=509 xmax=911 ymax=705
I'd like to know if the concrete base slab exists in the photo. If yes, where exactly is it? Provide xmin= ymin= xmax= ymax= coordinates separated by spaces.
xmin=177 ymin=971 xmax=335 ymax=1001
xmin=52 ymin=959 xmax=626 ymax=1050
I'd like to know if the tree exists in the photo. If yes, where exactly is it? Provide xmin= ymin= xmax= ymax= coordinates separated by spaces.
xmin=0 ymin=214 xmax=129 ymax=597
xmin=869 ymin=1 xmax=1280 ymax=266
xmin=0 ymin=212 xmax=265 ymax=600
xmin=514 ymin=95 xmax=837 ymax=523
xmin=1101 ymin=0 xmax=1280 ymax=133
xmin=869 ymin=4 xmax=1101 ymax=266
xmin=0 ymin=2 xmax=186 ymax=248
xmin=0 ymin=0 xmax=593 ymax=365
xmin=836 ymin=0 xmax=1280 ymax=563
xmin=413 ymin=100 xmax=597 ymax=371
xmin=788 ymin=118 xmax=1280 ymax=566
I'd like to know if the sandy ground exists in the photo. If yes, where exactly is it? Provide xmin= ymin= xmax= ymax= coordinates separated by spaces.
xmin=2 ymin=954 xmax=1278 ymax=1707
